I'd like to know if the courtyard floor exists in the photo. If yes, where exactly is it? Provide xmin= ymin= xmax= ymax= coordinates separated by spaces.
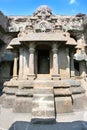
xmin=0 ymin=106 xmax=87 ymax=130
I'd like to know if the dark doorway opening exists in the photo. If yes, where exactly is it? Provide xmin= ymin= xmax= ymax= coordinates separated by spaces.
xmin=38 ymin=50 xmax=50 ymax=74
xmin=74 ymin=60 xmax=80 ymax=76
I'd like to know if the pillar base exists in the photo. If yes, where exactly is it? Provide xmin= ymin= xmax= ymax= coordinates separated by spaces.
xmin=27 ymin=74 xmax=36 ymax=80
xmin=13 ymin=75 xmax=18 ymax=80
xmin=51 ymin=74 xmax=60 ymax=80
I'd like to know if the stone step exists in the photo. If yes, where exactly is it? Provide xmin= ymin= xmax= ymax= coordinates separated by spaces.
xmin=32 ymin=101 xmax=54 ymax=107
xmin=72 ymin=94 xmax=87 ymax=109
xmin=32 ymin=110 xmax=55 ymax=118
xmin=53 ymin=83 xmax=70 ymax=88
xmin=55 ymin=96 xmax=73 ymax=113
xmin=54 ymin=88 xmax=71 ymax=96
xmin=16 ymin=89 xmax=33 ymax=97
xmin=33 ymin=88 xmax=53 ymax=94
xmin=33 ymin=94 xmax=54 ymax=101
xmin=68 ymin=80 xmax=80 ymax=87
xmin=70 ymin=86 xmax=85 ymax=94
xmin=34 ymin=83 xmax=53 ymax=88
xmin=31 ymin=86 xmax=55 ymax=124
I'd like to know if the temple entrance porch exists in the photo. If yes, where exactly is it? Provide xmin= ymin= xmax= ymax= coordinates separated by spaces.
xmin=2 ymin=41 xmax=87 ymax=123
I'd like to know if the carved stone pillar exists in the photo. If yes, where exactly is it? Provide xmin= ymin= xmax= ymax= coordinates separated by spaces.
xmin=66 ymin=48 xmax=70 ymax=78
xmin=23 ymin=48 xmax=28 ymax=79
xmin=70 ymin=52 xmax=75 ymax=78
xmin=28 ymin=43 xmax=35 ymax=80
xmin=19 ymin=47 xmax=24 ymax=79
xmin=52 ymin=43 xmax=59 ymax=80
xmin=13 ymin=50 xmax=18 ymax=79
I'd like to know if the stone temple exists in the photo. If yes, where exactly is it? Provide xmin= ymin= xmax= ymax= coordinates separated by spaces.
xmin=0 ymin=5 xmax=87 ymax=124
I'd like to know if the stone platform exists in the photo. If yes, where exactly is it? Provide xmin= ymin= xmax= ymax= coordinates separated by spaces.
xmin=1 ymin=78 xmax=87 ymax=124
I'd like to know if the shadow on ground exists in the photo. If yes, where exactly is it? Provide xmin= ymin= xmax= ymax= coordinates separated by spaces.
xmin=8 ymin=121 xmax=87 ymax=130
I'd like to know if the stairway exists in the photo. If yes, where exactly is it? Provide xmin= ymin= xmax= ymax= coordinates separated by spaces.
xmin=31 ymin=84 xmax=56 ymax=124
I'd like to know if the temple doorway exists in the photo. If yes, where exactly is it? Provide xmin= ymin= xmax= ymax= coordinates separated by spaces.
xmin=38 ymin=50 xmax=50 ymax=74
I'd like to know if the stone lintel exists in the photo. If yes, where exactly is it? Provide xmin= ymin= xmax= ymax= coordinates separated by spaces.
xmin=19 ymin=33 xmax=67 ymax=42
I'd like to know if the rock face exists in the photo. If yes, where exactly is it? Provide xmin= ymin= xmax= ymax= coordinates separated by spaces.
xmin=0 ymin=11 xmax=8 ymax=31
xmin=0 ymin=5 xmax=87 ymax=124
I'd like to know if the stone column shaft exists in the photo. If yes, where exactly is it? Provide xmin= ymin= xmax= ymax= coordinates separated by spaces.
xmin=52 ymin=43 xmax=59 ymax=80
xmin=70 ymin=52 xmax=75 ymax=77
xmin=19 ymin=48 xmax=24 ymax=79
xmin=13 ymin=51 xmax=18 ymax=79
xmin=23 ymin=48 xmax=28 ymax=79
xmin=28 ymin=46 xmax=35 ymax=79
xmin=66 ymin=48 xmax=70 ymax=78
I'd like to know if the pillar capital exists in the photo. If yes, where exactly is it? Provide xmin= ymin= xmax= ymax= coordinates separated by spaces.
xmin=52 ymin=48 xmax=58 ymax=54
xmin=52 ymin=42 xmax=59 ymax=54
xmin=29 ymin=42 xmax=36 ymax=48
xmin=29 ymin=42 xmax=36 ymax=54
xmin=52 ymin=42 xmax=58 ymax=49
xmin=13 ymin=50 xmax=18 ymax=58
xmin=29 ymin=47 xmax=35 ymax=54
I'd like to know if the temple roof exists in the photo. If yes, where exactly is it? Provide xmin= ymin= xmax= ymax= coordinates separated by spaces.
xmin=9 ymin=38 xmax=21 ymax=46
xmin=9 ymin=31 xmax=77 ymax=46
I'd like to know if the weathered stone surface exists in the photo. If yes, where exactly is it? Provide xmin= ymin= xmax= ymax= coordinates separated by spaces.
xmin=70 ymin=87 xmax=85 ymax=94
xmin=32 ymin=110 xmax=55 ymax=118
xmin=55 ymin=97 xmax=73 ymax=113
xmin=34 ymin=88 xmax=53 ymax=94
xmin=15 ymin=89 xmax=33 ymax=97
xmin=31 ymin=86 xmax=55 ymax=123
xmin=0 ymin=11 xmax=8 ymax=31
xmin=2 ymin=95 xmax=15 ymax=108
xmin=53 ymin=80 xmax=70 ymax=88
xmin=0 ymin=94 xmax=5 ymax=104
xmin=19 ymin=32 xmax=67 ymax=41
xmin=54 ymin=88 xmax=71 ymax=96
xmin=3 ymin=87 xmax=18 ymax=95
xmin=33 ymin=95 xmax=54 ymax=101
xmin=72 ymin=94 xmax=87 ymax=110
xmin=8 ymin=8 xmax=84 ymax=33
xmin=13 ymin=97 xmax=32 ymax=113
xmin=4 ymin=80 xmax=34 ymax=88
xmin=65 ymin=79 xmax=80 ymax=87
